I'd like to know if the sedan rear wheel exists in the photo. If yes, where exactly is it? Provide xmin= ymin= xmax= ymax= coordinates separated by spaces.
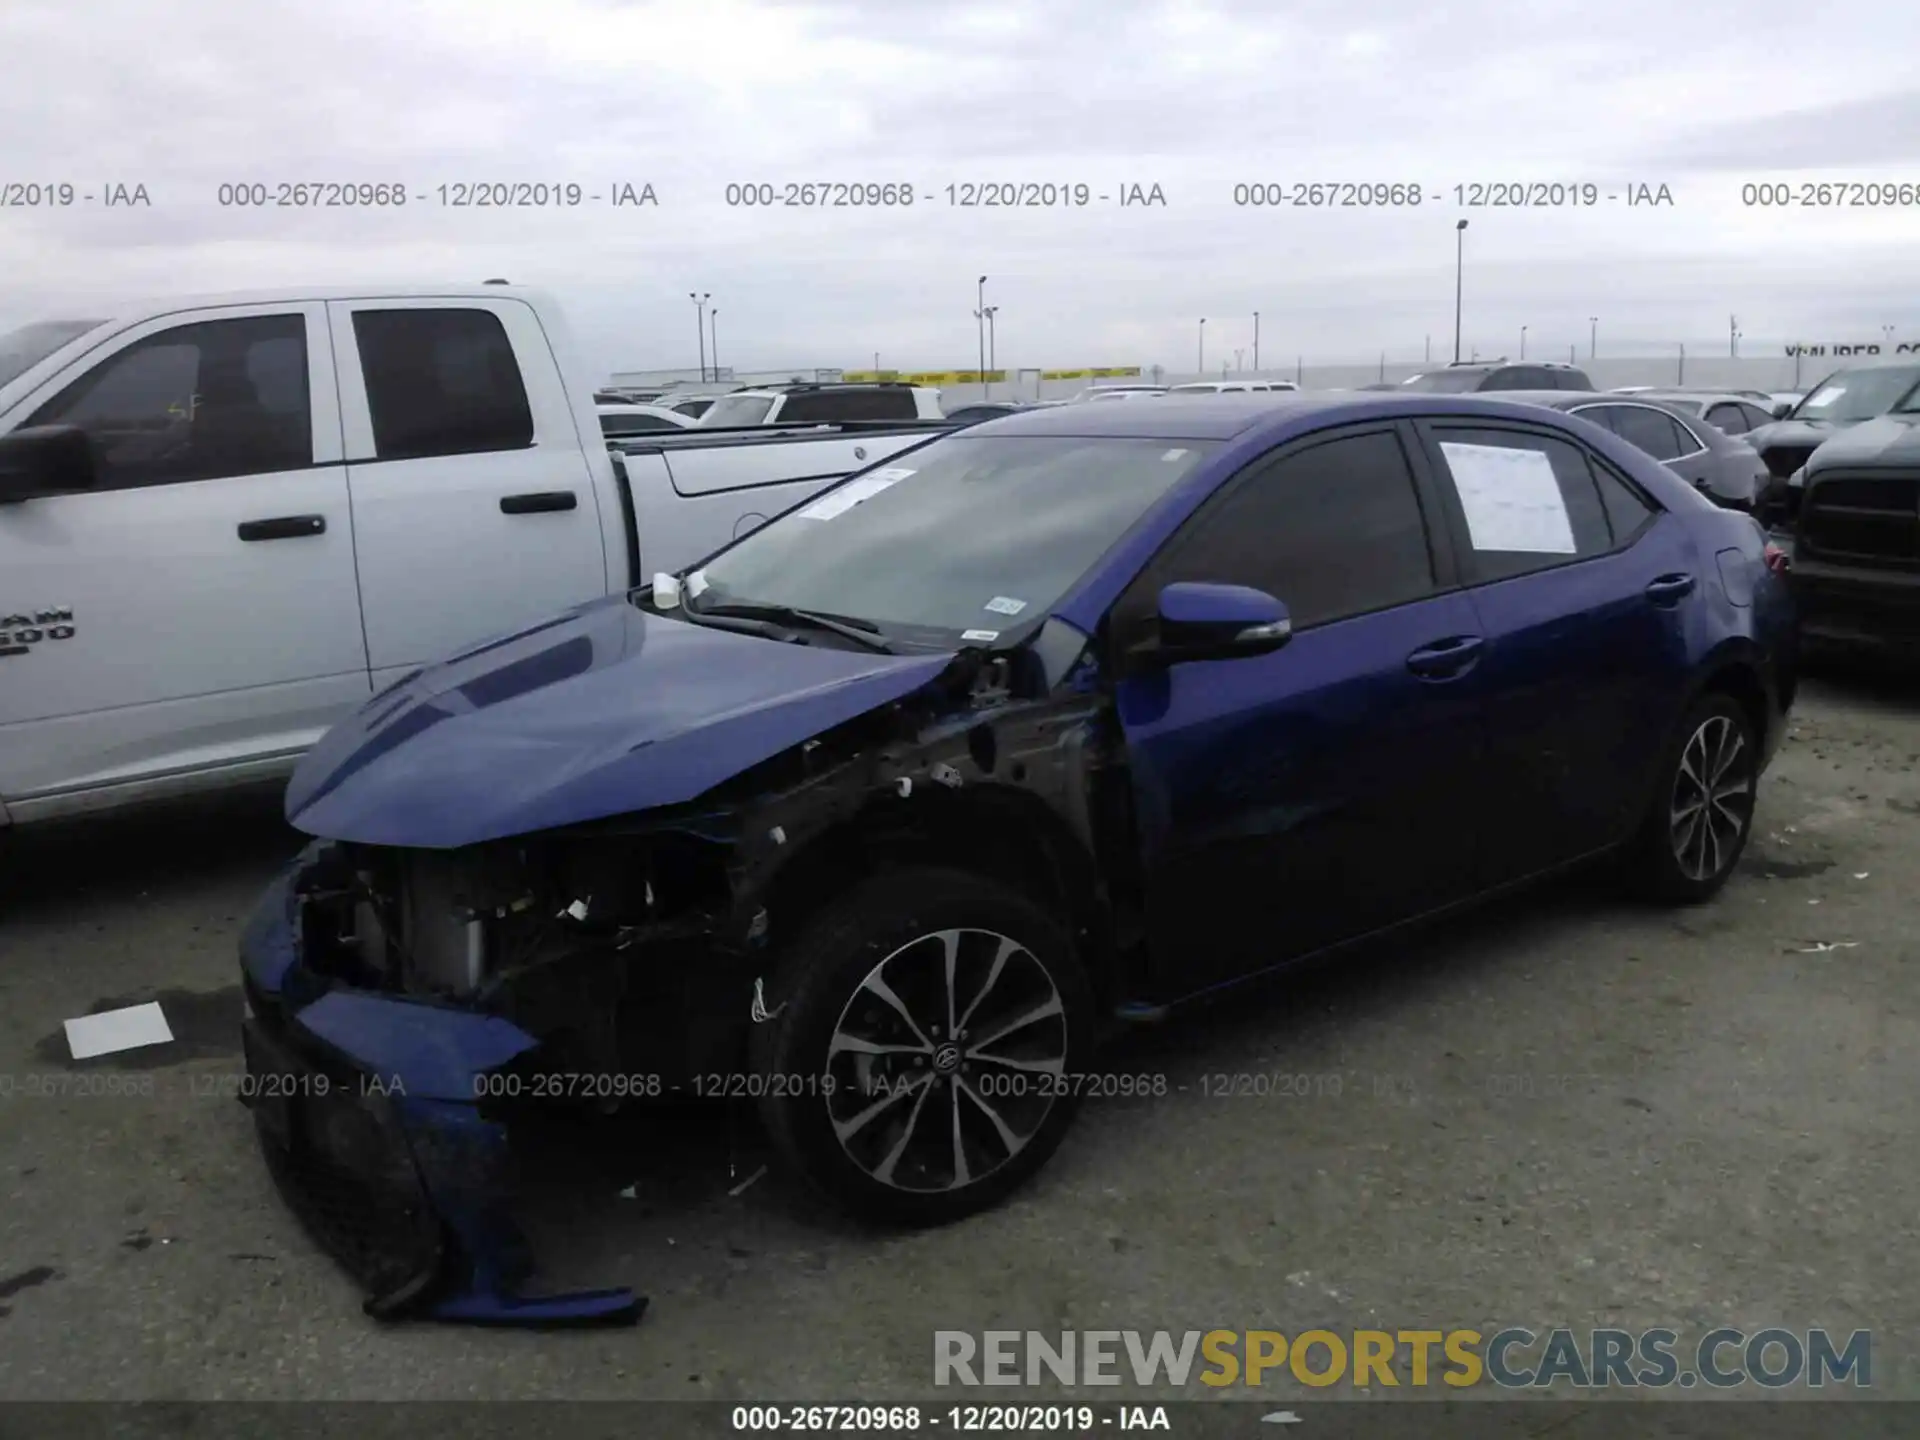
xmin=1629 ymin=692 xmax=1759 ymax=902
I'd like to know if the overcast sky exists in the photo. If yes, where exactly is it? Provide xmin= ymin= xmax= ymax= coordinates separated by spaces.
xmin=3 ymin=0 xmax=1919 ymax=377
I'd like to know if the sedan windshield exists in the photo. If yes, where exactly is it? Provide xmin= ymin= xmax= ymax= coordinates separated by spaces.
xmin=0 ymin=319 xmax=103 ymax=390
xmin=1398 ymin=370 xmax=1484 ymax=393
xmin=1790 ymin=366 xmax=1920 ymax=422
xmin=687 ymin=435 xmax=1219 ymax=644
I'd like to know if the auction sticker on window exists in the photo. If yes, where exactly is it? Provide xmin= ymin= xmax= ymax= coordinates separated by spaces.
xmin=983 ymin=596 xmax=1027 ymax=616
xmin=1439 ymin=441 xmax=1576 ymax=554
xmin=798 ymin=467 xmax=914 ymax=520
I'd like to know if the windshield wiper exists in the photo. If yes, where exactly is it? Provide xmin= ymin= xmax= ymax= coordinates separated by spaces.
xmin=689 ymin=599 xmax=896 ymax=652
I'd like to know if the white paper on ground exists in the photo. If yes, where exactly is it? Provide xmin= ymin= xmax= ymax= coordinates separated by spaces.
xmin=798 ymin=471 xmax=909 ymax=520
xmin=1440 ymin=441 xmax=1577 ymax=554
xmin=65 ymin=1002 xmax=173 ymax=1060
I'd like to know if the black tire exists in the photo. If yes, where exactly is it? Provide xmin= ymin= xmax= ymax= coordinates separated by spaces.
xmin=750 ymin=866 xmax=1095 ymax=1227
xmin=1625 ymin=691 xmax=1760 ymax=903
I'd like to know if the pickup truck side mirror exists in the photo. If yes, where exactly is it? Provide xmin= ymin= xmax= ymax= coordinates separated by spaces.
xmin=1131 ymin=581 xmax=1292 ymax=667
xmin=0 ymin=425 xmax=98 ymax=504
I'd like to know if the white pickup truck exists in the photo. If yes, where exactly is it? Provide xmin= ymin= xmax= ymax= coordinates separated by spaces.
xmin=0 ymin=284 xmax=945 ymax=827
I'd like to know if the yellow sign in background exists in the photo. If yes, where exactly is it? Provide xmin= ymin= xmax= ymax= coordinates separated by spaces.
xmin=839 ymin=367 xmax=1143 ymax=384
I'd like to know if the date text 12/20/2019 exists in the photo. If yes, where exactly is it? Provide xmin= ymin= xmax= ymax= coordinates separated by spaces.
xmin=722 ymin=183 xmax=1167 ymax=208
xmin=1231 ymin=181 xmax=1675 ymax=208
xmin=213 ymin=182 xmax=658 ymax=208
xmin=729 ymin=1405 xmax=1172 ymax=1431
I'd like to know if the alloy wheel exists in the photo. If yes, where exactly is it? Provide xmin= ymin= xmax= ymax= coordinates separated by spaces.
xmin=1668 ymin=714 xmax=1754 ymax=883
xmin=824 ymin=928 xmax=1068 ymax=1193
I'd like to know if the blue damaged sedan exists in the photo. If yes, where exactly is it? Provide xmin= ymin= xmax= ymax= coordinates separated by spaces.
xmin=238 ymin=393 xmax=1796 ymax=1326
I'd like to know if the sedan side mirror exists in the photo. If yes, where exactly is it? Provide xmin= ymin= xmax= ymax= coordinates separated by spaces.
xmin=0 ymin=425 xmax=97 ymax=504
xmin=1135 ymin=581 xmax=1292 ymax=666
xmin=1770 ymin=402 xmax=1793 ymax=420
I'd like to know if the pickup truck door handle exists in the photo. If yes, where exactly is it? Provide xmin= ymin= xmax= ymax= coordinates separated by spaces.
xmin=1644 ymin=572 xmax=1697 ymax=606
xmin=1405 ymin=634 xmax=1485 ymax=680
xmin=236 ymin=515 xmax=326 ymax=542
xmin=499 ymin=490 xmax=578 ymax=515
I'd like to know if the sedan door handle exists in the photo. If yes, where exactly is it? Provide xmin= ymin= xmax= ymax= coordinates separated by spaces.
xmin=499 ymin=490 xmax=578 ymax=515
xmin=237 ymin=514 xmax=326 ymax=541
xmin=1405 ymin=634 xmax=1484 ymax=680
xmin=1645 ymin=572 xmax=1697 ymax=605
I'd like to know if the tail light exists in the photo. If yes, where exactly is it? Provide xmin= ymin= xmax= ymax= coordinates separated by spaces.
xmin=1763 ymin=542 xmax=1791 ymax=575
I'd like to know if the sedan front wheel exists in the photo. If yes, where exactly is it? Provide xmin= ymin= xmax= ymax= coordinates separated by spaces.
xmin=751 ymin=867 xmax=1095 ymax=1226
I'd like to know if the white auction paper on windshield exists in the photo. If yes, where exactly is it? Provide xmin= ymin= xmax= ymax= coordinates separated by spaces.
xmin=797 ymin=469 xmax=910 ymax=521
xmin=1440 ymin=441 xmax=1576 ymax=554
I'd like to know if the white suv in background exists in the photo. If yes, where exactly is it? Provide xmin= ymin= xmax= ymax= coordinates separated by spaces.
xmin=1166 ymin=379 xmax=1300 ymax=395
xmin=698 ymin=382 xmax=944 ymax=426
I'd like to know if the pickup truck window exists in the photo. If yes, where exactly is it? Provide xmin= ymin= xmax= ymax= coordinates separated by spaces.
xmin=351 ymin=308 xmax=533 ymax=460
xmin=690 ymin=434 xmax=1218 ymax=643
xmin=25 ymin=314 xmax=311 ymax=490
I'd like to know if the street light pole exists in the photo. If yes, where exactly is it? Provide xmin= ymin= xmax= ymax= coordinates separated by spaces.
xmin=976 ymin=276 xmax=988 ymax=398
xmin=1198 ymin=318 xmax=1207 ymax=375
xmin=1452 ymin=220 xmax=1468 ymax=363
xmin=1520 ymin=325 xmax=1528 ymax=359
xmin=1253 ymin=311 xmax=1260 ymax=371
xmin=1589 ymin=315 xmax=1598 ymax=358
xmin=709 ymin=309 xmax=719 ymax=381
xmin=983 ymin=306 xmax=999 ymax=396
xmin=690 ymin=292 xmax=710 ymax=382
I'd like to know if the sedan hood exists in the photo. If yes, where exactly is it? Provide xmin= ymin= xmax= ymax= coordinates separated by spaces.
xmin=286 ymin=595 xmax=954 ymax=848
xmin=1803 ymin=413 xmax=1920 ymax=471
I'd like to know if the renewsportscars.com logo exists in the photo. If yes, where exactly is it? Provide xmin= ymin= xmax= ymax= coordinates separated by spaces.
xmin=933 ymin=1328 xmax=1872 ymax=1390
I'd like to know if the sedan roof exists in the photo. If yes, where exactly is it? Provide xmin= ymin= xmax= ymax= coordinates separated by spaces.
xmin=966 ymin=389 xmax=1692 ymax=443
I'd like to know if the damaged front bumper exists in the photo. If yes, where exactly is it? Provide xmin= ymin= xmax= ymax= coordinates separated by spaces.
xmin=238 ymin=844 xmax=645 ymax=1327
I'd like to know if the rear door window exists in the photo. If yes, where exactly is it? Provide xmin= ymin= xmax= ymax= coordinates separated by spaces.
xmin=1420 ymin=424 xmax=1614 ymax=582
xmin=351 ymin=308 xmax=533 ymax=460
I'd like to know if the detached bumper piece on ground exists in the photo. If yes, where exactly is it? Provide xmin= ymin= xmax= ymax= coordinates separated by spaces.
xmin=239 ymin=862 xmax=645 ymax=1328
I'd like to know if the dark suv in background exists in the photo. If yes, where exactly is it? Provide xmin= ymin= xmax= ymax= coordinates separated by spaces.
xmin=1398 ymin=360 xmax=1596 ymax=393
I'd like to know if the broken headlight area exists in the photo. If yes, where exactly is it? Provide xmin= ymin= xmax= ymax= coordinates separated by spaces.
xmin=245 ymin=829 xmax=769 ymax=1327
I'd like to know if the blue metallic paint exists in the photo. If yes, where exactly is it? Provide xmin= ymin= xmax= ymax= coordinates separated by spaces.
xmin=245 ymin=390 xmax=1794 ymax=1328
xmin=285 ymin=593 xmax=954 ymax=849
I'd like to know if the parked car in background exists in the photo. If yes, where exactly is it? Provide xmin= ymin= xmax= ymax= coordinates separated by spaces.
xmin=0 ymin=285 xmax=946 ymax=827
xmin=596 ymin=401 xmax=698 ymax=437
xmin=668 ymin=396 xmax=717 ymax=418
xmin=1771 ymin=406 xmax=1920 ymax=659
xmin=1070 ymin=384 xmax=1167 ymax=402
xmin=240 ymin=390 xmax=1793 ymax=1325
xmin=941 ymin=401 xmax=1034 ymax=426
xmin=1749 ymin=361 xmax=1920 ymax=526
xmin=1621 ymin=391 xmax=1778 ymax=438
xmin=1507 ymin=392 xmax=1768 ymax=510
xmin=1400 ymin=360 xmax=1595 ymax=392
xmin=699 ymin=382 xmax=944 ymax=427
xmin=1166 ymin=380 xmax=1300 ymax=395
